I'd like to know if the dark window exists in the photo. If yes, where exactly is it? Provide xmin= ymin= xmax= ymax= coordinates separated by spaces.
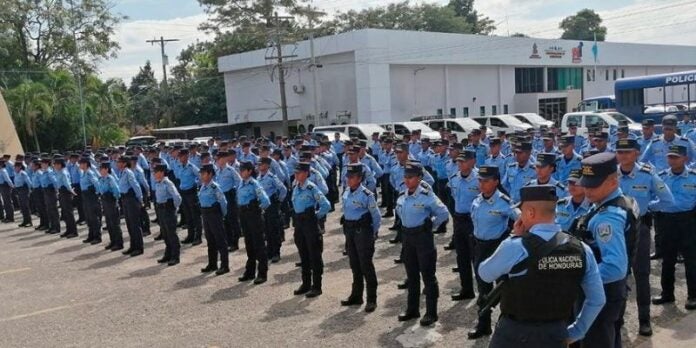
xmin=490 ymin=118 xmax=506 ymax=127
xmin=613 ymin=69 xmax=617 ymax=81
xmin=437 ymin=108 xmax=443 ymax=115
xmin=565 ymin=115 xmax=582 ymax=128
xmin=492 ymin=105 xmax=497 ymax=115
xmin=503 ymin=104 xmax=509 ymax=114
xmin=450 ymin=107 xmax=456 ymax=116
xmin=448 ymin=121 xmax=464 ymax=132
xmin=548 ymin=68 xmax=583 ymax=91
xmin=587 ymin=69 xmax=592 ymax=82
xmin=515 ymin=67 xmax=544 ymax=93
xmin=463 ymin=107 xmax=469 ymax=117
xmin=472 ymin=118 xmax=487 ymax=126
xmin=621 ymin=69 xmax=625 ymax=78
xmin=585 ymin=115 xmax=607 ymax=129
xmin=348 ymin=127 xmax=365 ymax=139
xmin=394 ymin=125 xmax=408 ymax=136
xmin=429 ymin=121 xmax=444 ymax=130
xmin=605 ymin=70 xmax=609 ymax=81
xmin=480 ymin=106 xmax=486 ymax=116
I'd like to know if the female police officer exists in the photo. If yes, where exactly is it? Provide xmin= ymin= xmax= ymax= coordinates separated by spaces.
xmin=395 ymin=161 xmax=449 ymax=327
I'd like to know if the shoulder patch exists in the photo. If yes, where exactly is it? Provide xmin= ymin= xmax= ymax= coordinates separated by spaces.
xmin=658 ymin=170 xmax=668 ymax=176
xmin=362 ymin=187 xmax=373 ymax=196
xmin=398 ymin=191 xmax=406 ymax=197
xmin=210 ymin=183 xmax=217 ymax=189
xmin=650 ymin=138 xmax=661 ymax=143
xmin=307 ymin=184 xmax=314 ymax=190
xmin=449 ymin=173 xmax=457 ymax=180
xmin=557 ymin=197 xmax=570 ymax=205
xmin=507 ymin=162 xmax=516 ymax=167
xmin=639 ymin=164 xmax=653 ymax=173
xmin=499 ymin=193 xmax=511 ymax=203
xmin=556 ymin=182 xmax=566 ymax=190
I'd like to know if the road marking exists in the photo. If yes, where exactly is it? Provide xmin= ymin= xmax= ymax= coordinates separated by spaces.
xmin=0 ymin=267 xmax=31 ymax=276
xmin=0 ymin=298 xmax=106 ymax=322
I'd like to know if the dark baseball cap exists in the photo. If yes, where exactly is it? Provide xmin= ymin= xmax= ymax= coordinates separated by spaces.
xmin=535 ymin=153 xmax=557 ymax=167
xmin=457 ymin=150 xmax=476 ymax=161
xmin=667 ymin=145 xmax=687 ymax=157
xmin=519 ymin=185 xmax=558 ymax=203
xmin=615 ymin=139 xmax=639 ymax=151
xmin=580 ymin=153 xmax=618 ymax=188
xmin=478 ymin=165 xmax=499 ymax=179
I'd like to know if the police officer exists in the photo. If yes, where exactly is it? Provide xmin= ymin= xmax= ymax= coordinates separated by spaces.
xmin=577 ymin=153 xmax=633 ymax=348
xmin=527 ymin=153 xmax=568 ymax=199
xmin=555 ymin=169 xmax=590 ymax=232
xmin=257 ymin=157 xmax=287 ymax=263
xmin=479 ymin=185 xmax=605 ymax=347
xmin=0 ymin=158 xmax=15 ymax=223
xmin=341 ymin=163 xmax=381 ymax=312
xmin=199 ymin=164 xmax=230 ymax=276
xmin=379 ymin=138 xmax=397 ymax=217
xmin=467 ymin=129 xmax=490 ymax=167
xmin=395 ymin=161 xmax=449 ymax=326
xmin=116 ymin=155 xmax=145 ymax=257
xmin=484 ymin=138 xmax=508 ymax=178
xmin=652 ymin=145 xmax=696 ymax=311
xmin=430 ymin=140 xmax=450 ymax=234
xmin=448 ymin=150 xmax=480 ymax=301
xmin=237 ymin=161 xmax=271 ymax=284
xmin=638 ymin=119 xmax=658 ymax=155
xmin=468 ymin=165 xmax=520 ymax=339
xmin=641 ymin=115 xmax=695 ymax=171
xmin=67 ymin=153 xmax=85 ymax=225
xmin=616 ymin=138 xmax=674 ymax=335
xmin=53 ymin=157 xmax=78 ymax=238
xmin=153 ymin=164 xmax=182 ymax=266
xmin=568 ymin=123 xmax=587 ymax=152
xmin=97 ymin=162 xmax=123 ymax=251
xmin=292 ymin=162 xmax=331 ymax=298
xmin=504 ymin=142 xmax=537 ymax=203
xmin=554 ymin=135 xmax=583 ymax=184
xmin=13 ymin=161 xmax=32 ymax=227
xmin=177 ymin=149 xmax=202 ymax=245
xmin=30 ymin=160 xmax=48 ymax=231
xmin=78 ymin=158 xmax=101 ymax=244
xmin=215 ymin=151 xmax=242 ymax=251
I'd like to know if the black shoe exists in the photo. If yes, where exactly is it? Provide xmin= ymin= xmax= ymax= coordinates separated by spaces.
xmin=294 ymin=285 xmax=310 ymax=295
xmin=341 ymin=297 xmax=364 ymax=306
xmin=102 ymin=226 xmax=108 ymax=231
xmin=191 ymin=239 xmax=202 ymax=246
xmin=167 ymin=259 xmax=180 ymax=266
xmin=444 ymin=244 xmax=455 ymax=251
xmin=639 ymin=321 xmax=653 ymax=336
xmin=365 ymin=302 xmax=377 ymax=313
xmin=420 ymin=314 xmax=438 ymax=326
xmin=379 ymin=203 xmax=387 ymax=208
xmin=181 ymin=237 xmax=193 ymax=244
xmin=253 ymin=277 xmax=267 ymax=285
xmin=90 ymin=239 xmax=101 ymax=245
xmin=650 ymin=252 xmax=662 ymax=260
xmin=398 ymin=311 xmax=420 ymax=321
xmin=686 ymin=299 xmax=696 ymax=310
xmin=129 ymin=249 xmax=143 ymax=257
xmin=122 ymin=248 xmax=133 ymax=255
xmin=677 ymin=255 xmax=684 ymax=264
xmin=47 ymin=229 xmax=60 ymax=235
xmin=35 ymin=225 xmax=45 ymax=230
xmin=157 ymin=257 xmax=170 ymax=264
xmin=452 ymin=267 xmax=459 ymax=273
xmin=201 ymin=265 xmax=218 ymax=273
xmin=389 ymin=238 xmax=400 ymax=244
xmin=229 ymin=245 xmax=239 ymax=252
xmin=238 ymin=274 xmax=254 ymax=282
xmin=110 ymin=244 xmax=124 ymax=251
xmin=59 ymin=232 xmax=69 ymax=238
xmin=153 ymin=234 xmax=163 ymax=241
xmin=76 ymin=220 xmax=86 ymax=225
xmin=467 ymin=327 xmax=492 ymax=339
xmin=342 ymin=250 xmax=347 ymax=256
xmin=295 ymin=262 xmax=302 ymax=267
xmin=104 ymin=243 xmax=113 ymax=250
xmin=305 ymin=288 xmax=322 ymax=298
xmin=397 ymin=281 xmax=409 ymax=290
xmin=388 ymin=225 xmax=399 ymax=231
xmin=382 ymin=212 xmax=394 ymax=218
xmin=433 ymin=229 xmax=445 ymax=235
xmin=142 ymin=231 xmax=151 ymax=237
xmin=215 ymin=267 xmax=230 ymax=276
xmin=82 ymin=238 xmax=93 ymax=244
xmin=394 ymin=258 xmax=403 ymax=264
xmin=452 ymin=292 xmax=476 ymax=301
xmin=271 ymin=255 xmax=280 ymax=263
xmin=652 ymin=295 xmax=675 ymax=305
xmin=64 ymin=233 xmax=78 ymax=239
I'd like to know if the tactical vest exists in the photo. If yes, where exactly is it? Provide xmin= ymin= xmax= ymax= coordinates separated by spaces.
xmin=500 ymin=232 xmax=586 ymax=322
xmin=570 ymin=195 xmax=640 ymax=266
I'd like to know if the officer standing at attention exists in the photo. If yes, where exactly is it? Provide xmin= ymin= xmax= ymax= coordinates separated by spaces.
xmin=641 ymin=115 xmax=695 ymax=172
xmin=504 ymin=142 xmax=537 ymax=203
xmin=484 ymin=138 xmax=508 ymax=178
xmin=177 ymin=149 xmax=202 ymax=245
xmin=53 ymin=157 xmax=78 ymax=238
xmin=0 ymin=158 xmax=15 ymax=223
xmin=480 ymin=185 xmax=605 ymax=347
xmin=340 ymin=163 xmax=381 ymax=313
xmin=554 ymin=135 xmax=583 ymax=184
xmin=97 ymin=162 xmax=123 ymax=251
xmin=651 ymin=145 xmax=696 ymax=310
xmin=13 ymin=161 xmax=32 ymax=227
xmin=396 ymin=162 xmax=449 ymax=326
xmin=199 ymin=164 xmax=231 ymax=276
xmin=577 ymin=153 xmax=632 ymax=348
xmin=527 ymin=153 xmax=568 ymax=199
xmin=555 ymin=169 xmax=590 ymax=232
xmin=214 ymin=151 xmax=242 ymax=251
xmin=116 ymin=156 xmax=145 ymax=257
xmin=448 ymin=150 xmax=480 ymax=301
xmin=236 ymin=161 xmax=271 ymax=284
xmin=292 ymin=162 xmax=331 ymax=298
xmin=30 ymin=160 xmax=48 ymax=230
xmin=67 ymin=154 xmax=85 ymax=225
xmin=78 ymin=158 xmax=102 ymax=244
xmin=153 ymin=164 xmax=182 ymax=266
xmin=468 ymin=165 xmax=520 ymax=339
xmin=616 ymin=138 xmax=674 ymax=336
xmin=257 ymin=157 xmax=287 ymax=263
xmin=638 ymin=119 xmax=658 ymax=155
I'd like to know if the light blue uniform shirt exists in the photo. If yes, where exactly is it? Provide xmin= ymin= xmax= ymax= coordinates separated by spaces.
xmin=0 ymin=167 xmax=13 ymax=186
xmin=448 ymin=169 xmax=480 ymax=214
xmin=67 ymin=161 xmax=81 ymax=185
xmin=137 ymin=153 xmax=149 ymax=170
xmin=586 ymin=189 xmax=629 ymax=283
xmin=503 ymin=160 xmax=537 ymax=203
xmin=640 ymin=135 xmax=695 ymax=171
xmin=14 ymin=170 xmax=32 ymax=188
xmin=478 ymin=223 xmax=605 ymax=343
xmin=117 ymin=168 xmax=143 ymax=202
xmin=79 ymin=168 xmax=99 ymax=191
xmin=417 ymin=149 xmax=434 ymax=168
xmin=309 ymin=168 xmax=329 ymax=195
xmin=555 ymin=197 xmax=591 ymax=231
xmin=526 ymin=178 xmax=568 ymax=199
xmin=199 ymin=180 xmax=227 ymax=215
xmin=54 ymin=168 xmax=73 ymax=191
xmin=390 ymin=161 xmax=435 ymax=190
xmin=618 ymin=163 xmax=673 ymax=216
xmin=637 ymin=134 xmax=658 ymax=156
xmin=239 ymin=152 xmax=258 ymax=165
xmin=215 ymin=164 xmax=241 ymax=193
xmin=409 ymin=141 xmax=421 ymax=157
xmin=360 ymin=154 xmax=383 ymax=179
xmin=554 ymin=152 xmax=583 ymax=184
xmin=341 ymin=162 xmax=376 ymax=192
xmin=501 ymin=140 xmax=512 ymax=157
xmin=258 ymin=171 xmax=287 ymax=201
xmin=378 ymin=150 xmax=397 ymax=175
xmin=177 ymin=162 xmax=199 ymax=190
xmin=485 ymin=154 xmax=509 ymax=179
xmin=155 ymin=177 xmax=181 ymax=208
xmin=133 ymin=166 xmax=150 ymax=192
xmin=370 ymin=140 xmax=382 ymax=159
xmin=654 ymin=167 xmax=696 ymax=213
xmin=342 ymin=184 xmax=381 ymax=234
xmin=237 ymin=178 xmax=270 ymax=209
xmin=430 ymin=152 xmax=449 ymax=180
xmin=395 ymin=182 xmax=449 ymax=230
xmin=466 ymin=142 xmax=490 ymax=167
xmin=291 ymin=180 xmax=330 ymax=218
xmin=472 ymin=190 xmax=519 ymax=240
xmin=331 ymin=140 xmax=345 ymax=154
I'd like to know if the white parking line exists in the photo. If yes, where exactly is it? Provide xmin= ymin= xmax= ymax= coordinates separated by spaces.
xmin=0 ymin=267 xmax=31 ymax=276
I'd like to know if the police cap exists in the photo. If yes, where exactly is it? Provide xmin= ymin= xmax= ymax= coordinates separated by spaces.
xmin=662 ymin=115 xmax=678 ymax=127
xmin=535 ymin=153 xmax=557 ymax=167
xmin=514 ymin=142 xmax=533 ymax=152
xmin=199 ymin=164 xmax=215 ymax=175
xmin=346 ymin=163 xmax=363 ymax=176
xmin=477 ymin=165 xmax=499 ymax=179
xmin=259 ymin=157 xmax=272 ymax=165
xmin=519 ymin=185 xmax=558 ymax=203
xmin=641 ymin=119 xmax=655 ymax=127
xmin=295 ymin=162 xmax=311 ymax=172
xmin=239 ymin=161 xmax=254 ymax=171
xmin=78 ymin=157 xmax=90 ymax=165
xmin=153 ymin=164 xmax=168 ymax=173
xmin=592 ymin=131 xmax=609 ymax=140
xmin=559 ymin=135 xmax=575 ymax=147
xmin=615 ymin=139 xmax=639 ymax=151
xmin=667 ymin=145 xmax=687 ymax=157
xmin=489 ymin=137 xmax=502 ymax=146
xmin=567 ymin=169 xmax=582 ymax=183
xmin=216 ymin=151 xmax=229 ymax=158
xmin=178 ymin=149 xmax=189 ymax=156
xmin=580 ymin=153 xmax=617 ymax=188
xmin=457 ymin=150 xmax=476 ymax=161
xmin=403 ymin=162 xmax=424 ymax=177
xmin=395 ymin=143 xmax=409 ymax=153
xmin=99 ymin=162 xmax=111 ymax=170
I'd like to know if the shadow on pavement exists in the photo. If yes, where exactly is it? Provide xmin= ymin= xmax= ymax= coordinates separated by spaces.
xmin=260 ymin=296 xmax=312 ymax=322
xmin=316 ymin=307 xmax=367 ymax=338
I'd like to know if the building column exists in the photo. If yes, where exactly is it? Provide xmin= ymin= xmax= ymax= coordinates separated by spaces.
xmin=355 ymin=57 xmax=391 ymax=123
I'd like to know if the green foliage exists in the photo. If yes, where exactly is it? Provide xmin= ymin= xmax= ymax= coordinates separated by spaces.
xmin=559 ymin=9 xmax=607 ymax=41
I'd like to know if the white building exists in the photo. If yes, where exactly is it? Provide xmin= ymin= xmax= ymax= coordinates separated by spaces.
xmin=218 ymin=29 xmax=696 ymax=135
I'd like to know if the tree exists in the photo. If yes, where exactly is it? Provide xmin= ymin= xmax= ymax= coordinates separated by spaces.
xmin=128 ymin=61 xmax=160 ymax=128
xmin=4 ymin=80 xmax=54 ymax=151
xmin=447 ymin=0 xmax=496 ymax=34
xmin=559 ymin=9 xmax=607 ymax=41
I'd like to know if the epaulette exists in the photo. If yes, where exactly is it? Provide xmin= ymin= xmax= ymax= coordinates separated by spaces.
xmin=362 ymin=187 xmax=373 ymax=196
xmin=555 ymin=182 xmax=566 ymax=190
xmin=690 ymin=168 xmax=696 ymax=175
xmin=398 ymin=191 xmax=406 ymax=197
xmin=419 ymin=181 xmax=430 ymax=194
xmin=507 ymin=162 xmax=516 ymax=167
xmin=557 ymin=197 xmax=570 ymax=205
xmin=210 ymin=183 xmax=217 ymax=189
xmin=658 ymin=169 xmax=668 ymax=176
xmin=307 ymin=183 xmax=314 ymax=190
xmin=499 ymin=193 xmax=512 ymax=203
xmin=449 ymin=173 xmax=457 ymax=180
xmin=650 ymin=138 xmax=661 ymax=143
xmin=639 ymin=164 xmax=653 ymax=174
xmin=523 ymin=181 xmax=533 ymax=186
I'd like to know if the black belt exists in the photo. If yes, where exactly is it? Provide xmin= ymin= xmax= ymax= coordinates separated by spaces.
xmin=501 ymin=314 xmax=566 ymax=324
xmin=454 ymin=212 xmax=471 ymax=218
xmin=402 ymin=224 xmax=428 ymax=234
xmin=660 ymin=210 xmax=696 ymax=218
xmin=294 ymin=209 xmax=316 ymax=220
xmin=201 ymin=203 xmax=221 ymax=213
xmin=0 ymin=183 xmax=10 ymax=188
xmin=156 ymin=199 xmax=174 ymax=209
xmin=476 ymin=234 xmax=508 ymax=246
xmin=239 ymin=200 xmax=260 ymax=212
xmin=344 ymin=213 xmax=371 ymax=228
xmin=180 ymin=187 xmax=197 ymax=194
xmin=81 ymin=186 xmax=97 ymax=194
xmin=122 ymin=190 xmax=135 ymax=198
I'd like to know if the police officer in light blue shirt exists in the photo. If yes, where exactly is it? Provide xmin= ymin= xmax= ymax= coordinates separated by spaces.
xmin=555 ymin=135 xmax=583 ymax=184
xmin=239 ymin=142 xmax=259 ymax=165
xmin=467 ymin=129 xmax=490 ymax=167
xmin=177 ymin=149 xmax=202 ymax=245
xmin=340 ymin=147 xmax=376 ymax=192
xmin=637 ymin=119 xmax=659 ymax=155
xmin=153 ymin=164 xmax=181 ymax=266
xmin=527 ymin=153 xmax=568 ymax=199
xmin=258 ymin=157 xmax=287 ymax=263
xmin=485 ymin=138 xmax=508 ymax=179
xmin=0 ymin=159 xmax=14 ymax=223
xmin=555 ymin=169 xmax=591 ymax=231
xmin=479 ymin=185 xmax=605 ymax=346
xmin=98 ymin=162 xmax=123 ymax=250
xmin=117 ymin=156 xmax=145 ymax=255
xmin=13 ymin=161 xmax=32 ymax=227
xmin=504 ymin=142 xmax=537 ymax=203
xmin=236 ymin=161 xmax=271 ymax=283
xmin=369 ymin=132 xmax=382 ymax=161
xmin=331 ymin=133 xmax=345 ymax=168
xmin=53 ymin=157 xmax=78 ymax=238
xmin=641 ymin=115 xmax=695 ymax=171
xmin=199 ymin=164 xmax=231 ymax=276
xmin=576 ymin=153 xmax=631 ymax=347
xmin=78 ymin=158 xmax=102 ymax=244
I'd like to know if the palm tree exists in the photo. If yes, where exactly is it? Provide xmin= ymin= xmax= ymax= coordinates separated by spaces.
xmin=4 ymin=80 xmax=54 ymax=151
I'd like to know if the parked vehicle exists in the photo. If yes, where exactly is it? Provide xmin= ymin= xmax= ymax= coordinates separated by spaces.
xmin=512 ymin=113 xmax=555 ymax=129
xmin=125 ymin=136 xmax=157 ymax=147
xmin=310 ymin=131 xmax=351 ymax=142
xmin=578 ymin=95 xmax=616 ymax=112
xmin=560 ymin=111 xmax=642 ymax=136
xmin=379 ymin=121 xmax=441 ymax=140
xmin=422 ymin=118 xmax=492 ymax=141
xmin=313 ymin=124 xmax=387 ymax=140
xmin=472 ymin=115 xmax=533 ymax=134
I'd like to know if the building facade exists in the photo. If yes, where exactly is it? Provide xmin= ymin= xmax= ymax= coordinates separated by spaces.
xmin=218 ymin=29 xmax=696 ymax=135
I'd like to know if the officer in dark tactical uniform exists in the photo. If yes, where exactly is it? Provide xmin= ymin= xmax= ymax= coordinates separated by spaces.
xmin=340 ymin=163 xmax=381 ymax=313
xmin=480 ymin=185 xmax=605 ymax=348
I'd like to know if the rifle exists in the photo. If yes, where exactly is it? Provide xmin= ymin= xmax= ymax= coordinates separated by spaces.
xmin=478 ymin=278 xmax=506 ymax=316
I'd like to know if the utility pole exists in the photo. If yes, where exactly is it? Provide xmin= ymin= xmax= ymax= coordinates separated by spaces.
xmin=67 ymin=0 xmax=87 ymax=148
xmin=304 ymin=6 xmax=326 ymax=125
xmin=146 ymin=36 xmax=179 ymax=126
xmin=265 ymin=12 xmax=296 ymax=136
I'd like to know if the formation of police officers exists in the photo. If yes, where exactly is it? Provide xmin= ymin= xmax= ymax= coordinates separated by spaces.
xmin=1 ymin=113 xmax=696 ymax=347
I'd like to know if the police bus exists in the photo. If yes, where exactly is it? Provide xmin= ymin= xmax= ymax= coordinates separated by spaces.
xmin=614 ymin=70 xmax=696 ymax=125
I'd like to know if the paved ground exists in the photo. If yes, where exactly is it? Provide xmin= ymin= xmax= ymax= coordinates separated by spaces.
xmin=0 ymin=205 xmax=695 ymax=347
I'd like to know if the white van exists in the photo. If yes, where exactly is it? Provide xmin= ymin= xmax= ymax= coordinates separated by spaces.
xmin=560 ymin=111 xmax=642 ymax=136
xmin=472 ymin=115 xmax=533 ymax=134
xmin=512 ymin=113 xmax=554 ymax=129
xmin=379 ymin=121 xmax=441 ymax=140
xmin=312 ymin=123 xmax=387 ymax=140
xmin=422 ymin=118 xmax=491 ymax=141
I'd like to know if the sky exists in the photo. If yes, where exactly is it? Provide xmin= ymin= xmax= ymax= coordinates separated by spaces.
xmin=102 ymin=0 xmax=696 ymax=83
